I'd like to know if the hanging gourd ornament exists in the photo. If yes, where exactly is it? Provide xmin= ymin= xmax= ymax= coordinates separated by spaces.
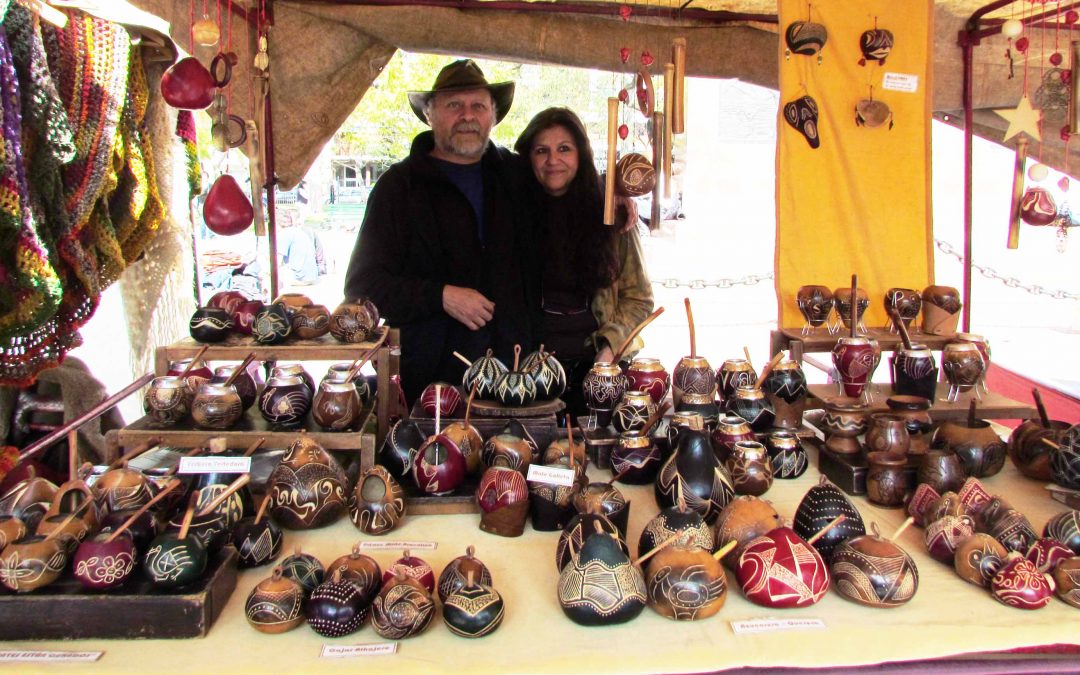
xmin=160 ymin=57 xmax=216 ymax=110
xmin=784 ymin=21 xmax=828 ymax=62
xmin=203 ymin=175 xmax=254 ymax=236
xmin=193 ymin=15 xmax=220 ymax=46
xmin=1019 ymin=187 xmax=1057 ymax=226
xmin=616 ymin=153 xmax=656 ymax=197
xmin=859 ymin=26 xmax=894 ymax=66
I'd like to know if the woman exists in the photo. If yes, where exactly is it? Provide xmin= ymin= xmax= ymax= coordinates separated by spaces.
xmin=514 ymin=107 xmax=654 ymax=418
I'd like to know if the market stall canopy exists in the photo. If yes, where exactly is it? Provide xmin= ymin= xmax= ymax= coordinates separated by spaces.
xmin=112 ymin=0 xmax=1076 ymax=188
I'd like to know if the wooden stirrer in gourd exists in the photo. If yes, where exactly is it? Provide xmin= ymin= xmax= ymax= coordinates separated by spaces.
xmin=635 ymin=531 xmax=683 ymax=567
xmin=195 ymin=474 xmax=252 ymax=517
xmin=892 ymin=310 xmax=914 ymax=351
xmin=1032 ymin=388 xmax=1051 ymax=428
xmin=806 ymin=514 xmax=847 ymax=545
xmin=849 ymin=274 xmax=858 ymax=339
xmin=108 ymin=437 xmax=163 ymax=470
xmin=743 ymin=347 xmax=755 ymax=372
xmin=104 ymin=481 xmax=181 ymax=544
xmin=253 ymin=492 xmax=272 ymax=526
xmin=754 ymin=353 xmax=785 ymax=390
xmin=177 ymin=493 xmax=199 ymax=541
xmin=222 ymin=352 xmax=256 ymax=388
xmin=684 ymin=298 xmax=697 ymax=358
xmin=179 ymin=345 xmax=210 ymax=379
xmin=712 ymin=540 xmax=738 ymax=561
xmin=890 ymin=517 xmax=915 ymax=543
xmin=610 ymin=307 xmax=666 ymax=365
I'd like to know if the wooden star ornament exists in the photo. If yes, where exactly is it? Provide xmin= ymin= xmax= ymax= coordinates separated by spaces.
xmin=995 ymin=94 xmax=1042 ymax=142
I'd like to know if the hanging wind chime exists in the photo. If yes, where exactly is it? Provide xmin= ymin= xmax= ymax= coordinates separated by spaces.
xmin=998 ymin=0 xmax=1080 ymax=250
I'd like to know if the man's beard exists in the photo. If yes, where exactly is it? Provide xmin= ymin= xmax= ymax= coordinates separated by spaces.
xmin=440 ymin=122 xmax=489 ymax=160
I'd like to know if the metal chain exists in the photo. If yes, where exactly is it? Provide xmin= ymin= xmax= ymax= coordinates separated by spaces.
xmin=652 ymin=272 xmax=773 ymax=289
xmin=934 ymin=239 xmax=1080 ymax=301
xmin=651 ymin=240 xmax=1077 ymax=300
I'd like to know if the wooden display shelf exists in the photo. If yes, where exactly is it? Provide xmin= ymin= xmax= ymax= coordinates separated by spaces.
xmin=769 ymin=326 xmax=954 ymax=363
xmin=402 ymin=474 xmax=481 ymax=515
xmin=105 ymin=406 xmax=376 ymax=472
xmin=152 ymin=327 xmax=398 ymax=452
xmin=409 ymin=400 xmax=563 ymax=451
xmin=0 ymin=547 xmax=237 ymax=640
xmin=806 ymin=383 xmax=1036 ymax=421
xmin=814 ymin=438 xmax=920 ymax=496
xmin=152 ymin=327 xmax=390 ymax=371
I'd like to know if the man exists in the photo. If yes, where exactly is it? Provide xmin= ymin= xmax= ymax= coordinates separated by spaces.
xmin=344 ymin=60 xmax=536 ymax=404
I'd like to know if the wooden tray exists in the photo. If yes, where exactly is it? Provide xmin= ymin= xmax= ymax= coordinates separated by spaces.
xmin=106 ymin=407 xmax=377 ymax=474
xmin=0 ymin=547 xmax=238 ymax=640
xmin=402 ymin=475 xmax=480 ymax=515
xmin=153 ymin=327 xmax=390 ymax=371
xmin=470 ymin=397 xmax=566 ymax=418
xmin=409 ymin=401 xmax=561 ymax=451
xmin=806 ymin=384 xmax=1036 ymax=421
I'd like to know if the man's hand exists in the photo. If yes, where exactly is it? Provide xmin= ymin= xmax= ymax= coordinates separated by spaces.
xmin=595 ymin=345 xmax=615 ymax=364
xmin=443 ymin=285 xmax=494 ymax=330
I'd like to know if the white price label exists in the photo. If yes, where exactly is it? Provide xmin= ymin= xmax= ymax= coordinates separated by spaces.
xmin=730 ymin=618 xmax=826 ymax=635
xmin=356 ymin=540 xmax=437 ymax=552
xmin=526 ymin=464 xmax=576 ymax=487
xmin=882 ymin=72 xmax=919 ymax=93
xmin=320 ymin=643 xmax=398 ymax=658
xmin=0 ymin=651 xmax=103 ymax=663
xmin=178 ymin=456 xmax=252 ymax=474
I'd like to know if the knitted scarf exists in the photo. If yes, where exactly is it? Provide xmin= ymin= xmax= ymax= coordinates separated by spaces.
xmin=0 ymin=23 xmax=61 ymax=340
xmin=112 ymin=47 xmax=164 ymax=264
xmin=175 ymin=110 xmax=200 ymax=199
xmin=49 ymin=10 xmax=130 ymax=298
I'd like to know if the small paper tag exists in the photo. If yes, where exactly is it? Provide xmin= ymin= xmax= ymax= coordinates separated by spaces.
xmin=730 ymin=618 xmax=826 ymax=635
xmin=526 ymin=464 xmax=576 ymax=487
xmin=178 ymin=456 xmax=252 ymax=475
xmin=882 ymin=72 xmax=919 ymax=93
xmin=320 ymin=643 xmax=398 ymax=658
xmin=356 ymin=540 xmax=437 ymax=552
xmin=0 ymin=651 xmax=104 ymax=663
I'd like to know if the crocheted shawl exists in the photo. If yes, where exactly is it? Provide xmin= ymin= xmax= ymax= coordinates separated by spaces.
xmin=0 ymin=22 xmax=61 ymax=340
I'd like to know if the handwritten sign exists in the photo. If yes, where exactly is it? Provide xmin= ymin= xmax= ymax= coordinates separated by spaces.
xmin=0 ymin=651 xmax=103 ymax=663
xmin=178 ymin=456 xmax=252 ymax=475
xmin=730 ymin=618 xmax=826 ymax=635
xmin=882 ymin=72 xmax=919 ymax=93
xmin=526 ymin=464 xmax=576 ymax=487
xmin=356 ymin=540 xmax=437 ymax=552
xmin=321 ymin=643 xmax=398 ymax=658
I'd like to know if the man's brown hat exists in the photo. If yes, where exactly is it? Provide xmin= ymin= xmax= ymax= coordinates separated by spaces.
xmin=407 ymin=59 xmax=515 ymax=125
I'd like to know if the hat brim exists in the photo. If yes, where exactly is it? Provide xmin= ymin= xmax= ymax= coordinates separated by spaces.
xmin=407 ymin=81 xmax=515 ymax=126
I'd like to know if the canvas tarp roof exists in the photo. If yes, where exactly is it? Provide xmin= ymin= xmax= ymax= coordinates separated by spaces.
xmin=123 ymin=0 xmax=1070 ymax=189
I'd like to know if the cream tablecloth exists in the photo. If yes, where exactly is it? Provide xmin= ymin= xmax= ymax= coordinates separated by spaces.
xmin=7 ymin=444 xmax=1080 ymax=673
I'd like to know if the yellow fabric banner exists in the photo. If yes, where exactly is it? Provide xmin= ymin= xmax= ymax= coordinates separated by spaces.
xmin=775 ymin=0 xmax=935 ymax=330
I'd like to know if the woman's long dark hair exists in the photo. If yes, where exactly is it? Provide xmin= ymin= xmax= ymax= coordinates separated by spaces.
xmin=514 ymin=108 xmax=619 ymax=295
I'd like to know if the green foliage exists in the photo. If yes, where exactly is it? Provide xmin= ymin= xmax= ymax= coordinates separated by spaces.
xmin=333 ymin=51 xmax=633 ymax=164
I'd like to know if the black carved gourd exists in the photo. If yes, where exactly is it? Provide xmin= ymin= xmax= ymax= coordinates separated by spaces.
xmin=462 ymin=349 xmax=508 ymax=401
xmin=437 ymin=545 xmax=493 ymax=603
xmin=655 ymin=418 xmax=734 ymax=525
xmin=306 ymin=569 xmax=370 ymax=638
xmin=638 ymin=505 xmax=714 ymax=558
xmin=378 ymin=420 xmax=425 ymax=479
xmin=493 ymin=345 xmax=537 ymax=407
xmin=558 ymin=525 xmax=646 ymax=626
xmin=522 ymin=346 xmax=567 ymax=401
xmin=443 ymin=573 xmax=505 ymax=638
xmin=793 ymin=476 xmax=867 ymax=561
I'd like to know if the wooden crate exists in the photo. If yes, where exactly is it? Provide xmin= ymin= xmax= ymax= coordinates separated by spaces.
xmin=0 ymin=547 xmax=237 ymax=640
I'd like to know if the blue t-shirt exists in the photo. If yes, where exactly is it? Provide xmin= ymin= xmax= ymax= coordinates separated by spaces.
xmin=432 ymin=157 xmax=485 ymax=243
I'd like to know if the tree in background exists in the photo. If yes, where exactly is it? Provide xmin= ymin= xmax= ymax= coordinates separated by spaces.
xmin=333 ymin=52 xmax=642 ymax=168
